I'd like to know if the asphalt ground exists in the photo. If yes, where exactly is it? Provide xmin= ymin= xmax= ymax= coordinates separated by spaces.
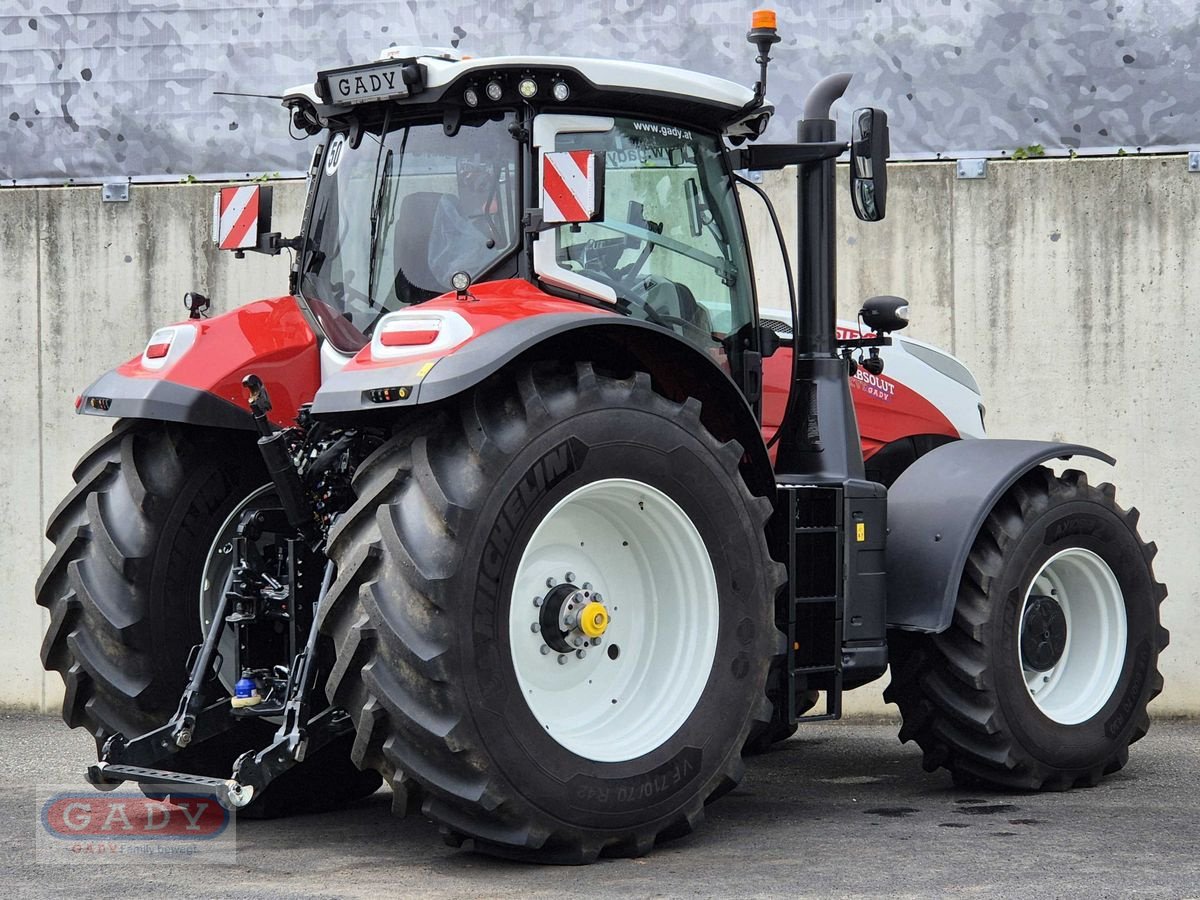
xmin=1 ymin=710 xmax=1197 ymax=899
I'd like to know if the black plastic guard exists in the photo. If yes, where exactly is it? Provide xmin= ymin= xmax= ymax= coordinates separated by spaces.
xmin=886 ymin=438 xmax=1115 ymax=633
xmin=79 ymin=370 xmax=255 ymax=431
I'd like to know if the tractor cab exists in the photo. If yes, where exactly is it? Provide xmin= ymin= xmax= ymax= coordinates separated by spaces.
xmin=267 ymin=50 xmax=779 ymax=393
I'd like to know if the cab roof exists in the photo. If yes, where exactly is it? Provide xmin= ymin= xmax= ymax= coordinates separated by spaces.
xmin=285 ymin=48 xmax=771 ymax=137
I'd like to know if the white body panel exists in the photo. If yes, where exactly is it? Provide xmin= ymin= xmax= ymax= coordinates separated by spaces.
xmin=760 ymin=305 xmax=986 ymax=440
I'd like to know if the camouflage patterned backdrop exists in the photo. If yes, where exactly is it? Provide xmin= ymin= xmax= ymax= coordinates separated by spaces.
xmin=2 ymin=0 xmax=1198 ymax=183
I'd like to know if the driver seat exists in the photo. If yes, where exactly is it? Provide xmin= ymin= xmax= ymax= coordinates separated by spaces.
xmin=395 ymin=191 xmax=452 ymax=301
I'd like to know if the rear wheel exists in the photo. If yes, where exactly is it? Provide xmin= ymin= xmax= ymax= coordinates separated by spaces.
xmin=36 ymin=421 xmax=380 ymax=817
xmin=885 ymin=467 xmax=1168 ymax=789
xmin=320 ymin=362 xmax=782 ymax=862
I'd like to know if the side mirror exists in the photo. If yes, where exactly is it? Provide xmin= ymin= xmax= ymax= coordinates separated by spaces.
xmin=213 ymin=184 xmax=274 ymax=255
xmin=849 ymin=108 xmax=889 ymax=222
xmin=860 ymin=295 xmax=909 ymax=333
xmin=540 ymin=150 xmax=605 ymax=224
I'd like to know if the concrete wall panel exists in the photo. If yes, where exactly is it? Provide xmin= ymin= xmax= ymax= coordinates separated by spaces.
xmin=1 ymin=157 xmax=1196 ymax=722
xmin=0 ymin=190 xmax=46 ymax=708
xmin=948 ymin=157 xmax=1200 ymax=715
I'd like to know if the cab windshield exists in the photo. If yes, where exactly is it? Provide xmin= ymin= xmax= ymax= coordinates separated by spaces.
xmin=298 ymin=112 xmax=519 ymax=348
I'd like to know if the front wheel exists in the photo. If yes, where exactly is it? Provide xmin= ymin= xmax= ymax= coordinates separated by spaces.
xmin=885 ymin=466 xmax=1168 ymax=789
xmin=320 ymin=362 xmax=782 ymax=862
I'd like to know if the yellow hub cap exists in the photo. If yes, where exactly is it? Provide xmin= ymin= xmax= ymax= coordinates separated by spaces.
xmin=578 ymin=601 xmax=609 ymax=638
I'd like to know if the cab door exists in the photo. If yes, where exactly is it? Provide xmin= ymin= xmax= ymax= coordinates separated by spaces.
xmin=531 ymin=113 xmax=762 ymax=400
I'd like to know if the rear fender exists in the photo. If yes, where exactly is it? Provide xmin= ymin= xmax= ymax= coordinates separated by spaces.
xmin=78 ymin=295 xmax=319 ymax=431
xmin=886 ymin=439 xmax=1115 ymax=632
xmin=311 ymin=287 xmax=775 ymax=498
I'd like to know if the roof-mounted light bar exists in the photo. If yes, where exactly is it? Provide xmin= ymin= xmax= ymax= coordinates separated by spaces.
xmin=462 ymin=73 xmax=571 ymax=108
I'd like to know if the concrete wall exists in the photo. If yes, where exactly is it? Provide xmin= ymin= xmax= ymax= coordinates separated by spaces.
xmin=832 ymin=157 xmax=1199 ymax=714
xmin=1 ymin=155 xmax=1196 ymax=719
xmin=0 ymin=183 xmax=301 ymax=712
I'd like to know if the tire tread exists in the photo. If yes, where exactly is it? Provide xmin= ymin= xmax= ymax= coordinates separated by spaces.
xmin=885 ymin=466 xmax=1168 ymax=789
xmin=321 ymin=363 xmax=781 ymax=860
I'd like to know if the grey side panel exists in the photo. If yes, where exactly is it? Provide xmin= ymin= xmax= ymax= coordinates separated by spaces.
xmin=886 ymin=439 xmax=1115 ymax=633
xmin=80 ymin=370 xmax=255 ymax=431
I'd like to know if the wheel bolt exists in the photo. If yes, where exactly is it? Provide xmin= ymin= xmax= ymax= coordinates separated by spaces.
xmin=592 ymin=637 xmax=602 ymax=647
xmin=573 ymin=637 xmax=583 ymax=647
xmin=566 ymin=572 xmax=576 ymax=583
xmin=540 ymin=645 xmax=551 ymax=655
xmin=582 ymin=582 xmax=593 ymax=591
xmin=533 ymin=596 xmax=543 ymax=607
xmin=557 ymin=654 xmax=568 ymax=665
xmin=576 ymin=649 xmax=587 ymax=659
xmin=531 ymin=623 xmax=541 ymax=633
xmin=546 ymin=577 xmax=556 ymax=588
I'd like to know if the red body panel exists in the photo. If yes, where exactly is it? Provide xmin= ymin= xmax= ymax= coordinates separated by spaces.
xmin=762 ymin=346 xmax=959 ymax=461
xmin=112 ymin=282 xmax=953 ymax=457
xmin=338 ymin=278 xmax=612 ymax=373
xmin=116 ymin=296 xmax=319 ymax=426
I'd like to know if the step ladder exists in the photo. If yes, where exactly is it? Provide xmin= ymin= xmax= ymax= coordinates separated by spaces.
xmin=780 ymin=484 xmax=844 ymax=721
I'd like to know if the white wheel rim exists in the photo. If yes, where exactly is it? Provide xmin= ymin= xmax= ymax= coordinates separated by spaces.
xmin=1018 ymin=547 xmax=1127 ymax=725
xmin=199 ymin=483 xmax=278 ymax=692
xmin=509 ymin=478 xmax=719 ymax=762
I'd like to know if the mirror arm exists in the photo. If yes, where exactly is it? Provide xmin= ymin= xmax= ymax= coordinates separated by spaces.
xmin=732 ymin=141 xmax=847 ymax=171
xmin=836 ymin=335 xmax=892 ymax=350
xmin=235 ymin=233 xmax=301 ymax=259
xmin=523 ymin=208 xmax=553 ymax=235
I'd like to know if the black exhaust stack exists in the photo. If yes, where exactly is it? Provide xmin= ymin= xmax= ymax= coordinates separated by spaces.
xmin=773 ymin=73 xmax=866 ymax=486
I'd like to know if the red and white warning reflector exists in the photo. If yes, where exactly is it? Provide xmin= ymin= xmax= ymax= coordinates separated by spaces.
xmin=212 ymin=185 xmax=271 ymax=251
xmin=540 ymin=150 xmax=604 ymax=224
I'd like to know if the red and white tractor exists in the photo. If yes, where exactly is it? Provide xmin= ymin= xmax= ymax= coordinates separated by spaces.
xmin=37 ymin=11 xmax=1166 ymax=862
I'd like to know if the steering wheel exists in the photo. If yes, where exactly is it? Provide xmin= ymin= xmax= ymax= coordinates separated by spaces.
xmin=578 ymin=267 xmax=712 ymax=341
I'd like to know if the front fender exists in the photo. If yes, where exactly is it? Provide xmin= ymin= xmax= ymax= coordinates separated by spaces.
xmin=78 ymin=296 xmax=320 ymax=430
xmin=886 ymin=439 xmax=1115 ymax=632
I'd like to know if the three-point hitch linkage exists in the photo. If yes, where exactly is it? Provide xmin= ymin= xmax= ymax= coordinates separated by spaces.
xmin=86 ymin=377 xmax=354 ymax=810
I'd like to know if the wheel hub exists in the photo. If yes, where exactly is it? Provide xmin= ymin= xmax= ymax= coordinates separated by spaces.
xmin=538 ymin=580 xmax=610 ymax=654
xmin=578 ymin=602 xmax=610 ymax=639
xmin=1020 ymin=594 xmax=1068 ymax=672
